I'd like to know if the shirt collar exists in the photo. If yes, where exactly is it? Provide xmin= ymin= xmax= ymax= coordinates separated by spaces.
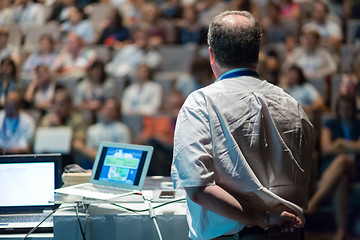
xmin=216 ymin=68 xmax=259 ymax=82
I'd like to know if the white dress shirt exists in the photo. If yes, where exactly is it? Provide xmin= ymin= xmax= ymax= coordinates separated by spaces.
xmin=171 ymin=69 xmax=315 ymax=239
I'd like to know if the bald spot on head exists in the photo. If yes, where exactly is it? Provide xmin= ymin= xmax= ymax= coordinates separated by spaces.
xmin=220 ymin=14 xmax=253 ymax=29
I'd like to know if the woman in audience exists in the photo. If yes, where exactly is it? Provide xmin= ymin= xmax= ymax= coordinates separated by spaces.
xmin=22 ymin=34 xmax=58 ymax=74
xmin=74 ymin=60 xmax=117 ymax=113
xmin=121 ymin=63 xmax=162 ymax=116
xmin=307 ymin=95 xmax=360 ymax=240
xmin=139 ymin=3 xmax=167 ymax=46
xmin=0 ymin=57 xmax=22 ymax=107
xmin=60 ymin=6 xmax=94 ymax=44
xmin=24 ymin=65 xmax=56 ymax=112
xmin=280 ymin=65 xmax=325 ymax=115
xmin=95 ymin=8 xmax=131 ymax=47
xmin=174 ymin=4 xmax=207 ymax=45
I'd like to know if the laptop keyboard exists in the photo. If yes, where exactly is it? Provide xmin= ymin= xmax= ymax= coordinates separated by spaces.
xmin=0 ymin=214 xmax=53 ymax=223
xmin=73 ymin=184 xmax=134 ymax=195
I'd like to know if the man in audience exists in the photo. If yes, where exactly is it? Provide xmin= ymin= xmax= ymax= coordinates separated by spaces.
xmin=0 ymin=27 xmax=20 ymax=66
xmin=302 ymin=1 xmax=342 ymax=52
xmin=12 ymin=0 xmax=46 ymax=35
xmin=52 ymin=32 xmax=97 ymax=79
xmin=105 ymin=27 xmax=162 ymax=79
xmin=282 ymin=29 xmax=337 ymax=104
xmin=82 ymin=98 xmax=132 ymax=163
xmin=0 ymin=91 xmax=35 ymax=154
xmin=40 ymin=88 xmax=87 ymax=167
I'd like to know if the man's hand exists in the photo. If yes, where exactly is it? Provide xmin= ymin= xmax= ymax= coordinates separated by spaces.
xmin=268 ymin=204 xmax=304 ymax=232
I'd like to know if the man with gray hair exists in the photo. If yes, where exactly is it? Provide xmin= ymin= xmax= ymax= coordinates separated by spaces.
xmin=171 ymin=11 xmax=315 ymax=239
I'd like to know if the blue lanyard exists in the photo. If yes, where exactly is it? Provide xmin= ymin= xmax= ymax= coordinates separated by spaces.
xmin=341 ymin=122 xmax=351 ymax=140
xmin=2 ymin=116 xmax=19 ymax=140
xmin=217 ymin=68 xmax=259 ymax=82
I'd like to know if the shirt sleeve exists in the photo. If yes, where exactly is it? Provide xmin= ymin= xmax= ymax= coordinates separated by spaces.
xmin=171 ymin=99 xmax=215 ymax=189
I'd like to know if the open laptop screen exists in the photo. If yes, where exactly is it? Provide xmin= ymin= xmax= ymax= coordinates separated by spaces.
xmin=94 ymin=146 xmax=148 ymax=187
xmin=0 ymin=154 xmax=62 ymax=213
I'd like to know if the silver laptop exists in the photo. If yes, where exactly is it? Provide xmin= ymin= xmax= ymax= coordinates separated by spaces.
xmin=55 ymin=142 xmax=153 ymax=200
xmin=33 ymin=127 xmax=73 ymax=154
xmin=0 ymin=154 xmax=62 ymax=234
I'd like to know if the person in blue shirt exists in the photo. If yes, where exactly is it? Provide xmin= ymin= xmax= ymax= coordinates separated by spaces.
xmin=307 ymin=95 xmax=360 ymax=240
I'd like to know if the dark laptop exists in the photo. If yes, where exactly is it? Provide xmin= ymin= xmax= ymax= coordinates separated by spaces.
xmin=0 ymin=154 xmax=62 ymax=234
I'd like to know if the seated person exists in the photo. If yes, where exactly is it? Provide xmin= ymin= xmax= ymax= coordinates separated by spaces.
xmin=176 ymin=56 xmax=214 ymax=97
xmin=136 ymin=90 xmax=184 ymax=176
xmin=174 ymin=4 xmax=207 ymax=45
xmin=22 ymin=34 xmax=58 ymax=75
xmin=60 ymin=6 xmax=94 ymax=44
xmin=105 ymin=27 xmax=162 ymax=79
xmin=79 ymin=98 xmax=132 ymax=164
xmin=24 ymin=65 xmax=56 ymax=112
xmin=95 ymin=8 xmax=131 ymax=47
xmin=0 ymin=27 xmax=20 ymax=66
xmin=279 ymin=65 xmax=325 ymax=115
xmin=307 ymin=95 xmax=360 ymax=240
xmin=121 ymin=63 xmax=162 ymax=116
xmin=52 ymin=32 xmax=97 ymax=79
xmin=0 ymin=91 xmax=35 ymax=154
xmin=74 ymin=60 xmax=117 ymax=113
xmin=282 ymin=29 xmax=337 ymax=102
xmin=40 ymin=88 xmax=87 ymax=167
xmin=0 ymin=57 xmax=24 ymax=107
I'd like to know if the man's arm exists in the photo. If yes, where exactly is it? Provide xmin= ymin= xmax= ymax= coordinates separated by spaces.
xmin=185 ymin=185 xmax=303 ymax=231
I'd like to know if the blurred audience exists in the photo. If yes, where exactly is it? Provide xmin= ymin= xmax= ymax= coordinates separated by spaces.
xmin=261 ymin=2 xmax=292 ymax=45
xmin=121 ymin=63 xmax=162 ymax=116
xmin=307 ymin=95 xmax=360 ymax=240
xmin=24 ymin=65 xmax=56 ymax=112
xmin=0 ymin=91 xmax=35 ymax=154
xmin=280 ymin=65 xmax=325 ymax=115
xmin=22 ymin=34 xmax=58 ymax=74
xmin=106 ymin=27 xmax=162 ymax=79
xmin=283 ymin=29 xmax=337 ymax=103
xmin=0 ymin=27 xmax=20 ymax=66
xmin=40 ymin=88 xmax=87 ymax=166
xmin=60 ymin=6 xmax=94 ymax=44
xmin=227 ymin=0 xmax=260 ymax=19
xmin=136 ymin=90 xmax=184 ymax=176
xmin=176 ymin=56 xmax=214 ymax=97
xmin=74 ymin=60 xmax=117 ymax=113
xmin=0 ymin=57 xmax=23 ymax=107
xmin=139 ymin=3 xmax=167 ymax=46
xmin=0 ymin=0 xmax=14 ymax=26
xmin=160 ymin=0 xmax=182 ymax=20
xmin=47 ymin=0 xmax=76 ymax=24
xmin=52 ymin=32 xmax=97 ymax=79
xmin=302 ymin=1 xmax=342 ymax=53
xmin=82 ymin=98 xmax=132 ymax=161
xmin=258 ymin=49 xmax=281 ymax=86
xmin=95 ymin=8 xmax=131 ymax=47
xmin=12 ymin=0 xmax=46 ymax=35
xmin=174 ymin=4 xmax=207 ymax=45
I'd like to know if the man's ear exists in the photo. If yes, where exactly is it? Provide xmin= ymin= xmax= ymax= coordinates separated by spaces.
xmin=209 ymin=46 xmax=216 ymax=65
